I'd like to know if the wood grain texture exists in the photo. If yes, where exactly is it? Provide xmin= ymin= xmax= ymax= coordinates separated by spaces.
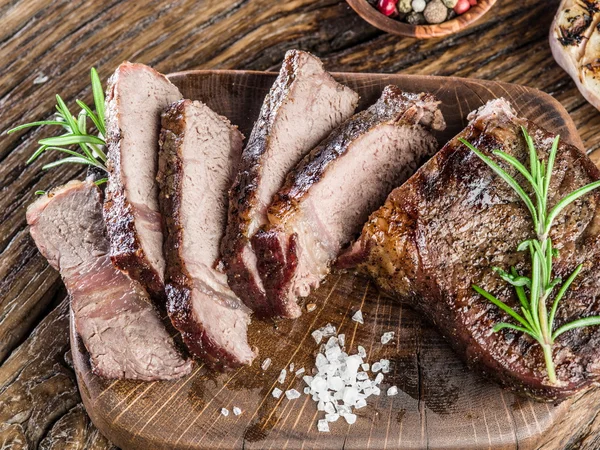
xmin=71 ymin=71 xmax=580 ymax=450
xmin=2 ymin=0 xmax=600 ymax=448
xmin=345 ymin=0 xmax=497 ymax=38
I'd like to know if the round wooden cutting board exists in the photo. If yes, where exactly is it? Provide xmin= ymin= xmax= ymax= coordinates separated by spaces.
xmin=73 ymin=71 xmax=583 ymax=450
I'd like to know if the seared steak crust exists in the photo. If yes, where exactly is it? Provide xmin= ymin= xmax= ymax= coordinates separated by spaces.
xmin=27 ymin=180 xmax=192 ymax=380
xmin=104 ymin=62 xmax=182 ymax=303
xmin=351 ymin=99 xmax=600 ymax=401
xmin=253 ymin=87 xmax=445 ymax=318
xmin=221 ymin=50 xmax=359 ymax=316
xmin=158 ymin=100 xmax=254 ymax=369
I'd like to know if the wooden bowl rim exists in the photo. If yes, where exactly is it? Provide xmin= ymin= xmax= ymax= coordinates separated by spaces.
xmin=346 ymin=0 xmax=498 ymax=38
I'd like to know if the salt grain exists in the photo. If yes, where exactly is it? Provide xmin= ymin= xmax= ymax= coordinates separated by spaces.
xmin=381 ymin=331 xmax=395 ymax=344
xmin=374 ymin=373 xmax=384 ymax=385
xmin=33 ymin=74 xmax=49 ymax=85
xmin=233 ymin=406 xmax=242 ymax=416
xmin=289 ymin=362 xmax=295 ymax=372
xmin=338 ymin=334 xmax=345 ymax=347
xmin=380 ymin=359 xmax=391 ymax=373
xmin=357 ymin=371 xmax=368 ymax=381
xmin=387 ymin=386 xmax=398 ymax=396
xmin=221 ymin=408 xmax=229 ymax=416
xmin=278 ymin=369 xmax=287 ymax=384
xmin=326 ymin=413 xmax=340 ymax=422
xmin=344 ymin=413 xmax=357 ymax=425
xmin=261 ymin=358 xmax=272 ymax=371
xmin=352 ymin=310 xmax=364 ymax=324
xmin=286 ymin=389 xmax=301 ymax=400
xmin=272 ymin=388 xmax=283 ymax=398
xmin=361 ymin=363 xmax=370 ymax=371
xmin=312 ymin=330 xmax=323 ymax=344
xmin=355 ymin=398 xmax=367 ymax=409
xmin=371 ymin=362 xmax=382 ymax=372
xmin=357 ymin=346 xmax=367 ymax=358
xmin=295 ymin=367 xmax=305 ymax=376
xmin=318 ymin=419 xmax=330 ymax=432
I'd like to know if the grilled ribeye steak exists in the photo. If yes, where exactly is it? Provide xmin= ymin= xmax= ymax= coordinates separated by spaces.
xmin=221 ymin=49 xmax=359 ymax=316
xmin=157 ymin=99 xmax=255 ymax=368
xmin=27 ymin=180 xmax=192 ymax=380
xmin=253 ymin=87 xmax=446 ymax=319
xmin=104 ymin=62 xmax=183 ymax=302
xmin=348 ymin=98 xmax=600 ymax=401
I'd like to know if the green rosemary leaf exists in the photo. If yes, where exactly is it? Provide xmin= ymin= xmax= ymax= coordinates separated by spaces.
xmin=472 ymin=285 xmax=532 ymax=330
xmin=459 ymin=138 xmax=538 ymax=228
xmin=91 ymin=68 xmax=105 ymax=125
xmin=38 ymin=134 xmax=105 ymax=147
xmin=76 ymin=99 xmax=105 ymax=136
xmin=523 ymin=126 xmax=537 ymax=180
xmin=517 ymin=239 xmax=533 ymax=252
xmin=42 ymin=156 xmax=105 ymax=171
xmin=552 ymin=316 xmax=600 ymax=341
xmin=544 ymin=136 xmax=560 ymax=200
xmin=492 ymin=150 xmax=541 ymax=197
xmin=34 ymin=190 xmax=46 ymax=195
xmin=44 ymin=146 xmax=90 ymax=158
xmin=548 ymin=264 xmax=583 ymax=336
xmin=7 ymin=121 xmax=68 ymax=134
xmin=94 ymin=177 xmax=108 ymax=186
xmin=55 ymin=95 xmax=79 ymax=133
xmin=493 ymin=322 xmax=535 ymax=336
xmin=26 ymin=145 xmax=48 ymax=164
xmin=77 ymin=109 xmax=87 ymax=135
xmin=492 ymin=267 xmax=530 ymax=287
xmin=545 ymin=180 xmax=600 ymax=232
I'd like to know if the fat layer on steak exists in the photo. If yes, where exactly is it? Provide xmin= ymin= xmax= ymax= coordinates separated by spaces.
xmin=253 ymin=86 xmax=446 ymax=318
xmin=27 ymin=180 xmax=192 ymax=380
xmin=157 ymin=99 xmax=255 ymax=368
xmin=104 ymin=62 xmax=183 ymax=303
xmin=348 ymin=98 xmax=600 ymax=401
xmin=221 ymin=49 xmax=359 ymax=317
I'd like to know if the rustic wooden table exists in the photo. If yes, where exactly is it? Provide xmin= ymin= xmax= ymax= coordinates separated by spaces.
xmin=2 ymin=0 xmax=600 ymax=448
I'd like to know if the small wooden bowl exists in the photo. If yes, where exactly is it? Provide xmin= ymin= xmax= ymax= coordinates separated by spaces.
xmin=346 ymin=0 xmax=497 ymax=39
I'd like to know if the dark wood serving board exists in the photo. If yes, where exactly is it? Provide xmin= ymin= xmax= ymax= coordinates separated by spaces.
xmin=73 ymin=71 xmax=584 ymax=450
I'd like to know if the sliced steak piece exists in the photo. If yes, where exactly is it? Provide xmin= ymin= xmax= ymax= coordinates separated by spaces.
xmin=27 ymin=180 xmax=192 ymax=380
xmin=348 ymin=98 xmax=600 ymax=401
xmin=253 ymin=87 xmax=446 ymax=318
xmin=221 ymin=49 xmax=359 ymax=316
xmin=104 ymin=62 xmax=183 ymax=302
xmin=157 ymin=99 xmax=255 ymax=368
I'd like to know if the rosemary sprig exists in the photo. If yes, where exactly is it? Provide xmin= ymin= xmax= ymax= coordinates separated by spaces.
xmin=7 ymin=68 xmax=108 ymax=184
xmin=459 ymin=128 xmax=600 ymax=385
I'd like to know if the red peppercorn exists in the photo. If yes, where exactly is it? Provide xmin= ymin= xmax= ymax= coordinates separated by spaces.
xmin=377 ymin=0 xmax=397 ymax=16
xmin=454 ymin=0 xmax=471 ymax=14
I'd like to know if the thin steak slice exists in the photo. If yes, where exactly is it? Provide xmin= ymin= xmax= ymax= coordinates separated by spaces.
xmin=221 ymin=49 xmax=359 ymax=316
xmin=104 ymin=62 xmax=183 ymax=302
xmin=253 ymin=87 xmax=446 ymax=318
xmin=27 ymin=180 xmax=192 ymax=380
xmin=347 ymin=98 xmax=600 ymax=401
xmin=157 ymin=99 xmax=255 ymax=368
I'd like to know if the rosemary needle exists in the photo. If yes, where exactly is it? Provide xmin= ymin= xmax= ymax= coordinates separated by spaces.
xmin=459 ymin=128 xmax=600 ymax=385
xmin=7 ymin=68 xmax=108 ymax=189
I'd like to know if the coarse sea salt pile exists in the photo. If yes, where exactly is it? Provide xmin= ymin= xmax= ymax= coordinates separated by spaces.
xmin=268 ymin=321 xmax=399 ymax=431
xmin=302 ymin=323 xmax=388 ymax=431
